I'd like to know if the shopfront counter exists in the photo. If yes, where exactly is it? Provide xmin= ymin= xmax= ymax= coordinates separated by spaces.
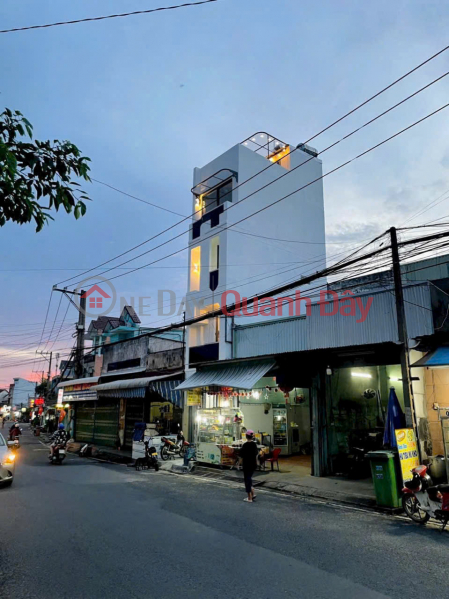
xmin=195 ymin=407 xmax=236 ymax=465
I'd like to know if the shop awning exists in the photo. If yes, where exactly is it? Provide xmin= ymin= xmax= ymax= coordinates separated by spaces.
xmin=411 ymin=347 xmax=449 ymax=367
xmin=94 ymin=371 xmax=184 ymax=406
xmin=175 ymin=359 xmax=275 ymax=391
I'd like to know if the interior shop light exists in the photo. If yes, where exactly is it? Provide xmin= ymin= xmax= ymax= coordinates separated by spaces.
xmin=389 ymin=377 xmax=401 ymax=382
xmin=351 ymin=372 xmax=372 ymax=379
xmin=195 ymin=413 xmax=202 ymax=423
xmin=252 ymin=390 xmax=260 ymax=399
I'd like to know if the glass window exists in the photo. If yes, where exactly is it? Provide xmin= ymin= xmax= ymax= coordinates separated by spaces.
xmin=0 ymin=434 xmax=5 ymax=446
xmin=218 ymin=180 xmax=232 ymax=202
xmin=203 ymin=179 xmax=232 ymax=213
xmin=190 ymin=246 xmax=201 ymax=292
xmin=203 ymin=188 xmax=218 ymax=213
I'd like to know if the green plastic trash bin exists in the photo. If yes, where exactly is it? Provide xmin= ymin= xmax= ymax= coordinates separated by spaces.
xmin=366 ymin=450 xmax=401 ymax=508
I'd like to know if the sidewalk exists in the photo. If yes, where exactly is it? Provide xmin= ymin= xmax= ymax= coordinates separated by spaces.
xmin=171 ymin=455 xmax=377 ymax=509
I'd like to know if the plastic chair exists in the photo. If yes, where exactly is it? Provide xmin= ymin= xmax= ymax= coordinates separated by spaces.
xmin=264 ymin=448 xmax=281 ymax=471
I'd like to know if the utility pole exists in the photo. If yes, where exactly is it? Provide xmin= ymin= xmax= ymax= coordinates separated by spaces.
xmin=389 ymin=227 xmax=416 ymax=429
xmin=39 ymin=351 xmax=53 ymax=400
xmin=75 ymin=290 xmax=86 ymax=378
xmin=47 ymin=352 xmax=53 ymax=383
xmin=53 ymin=287 xmax=86 ymax=379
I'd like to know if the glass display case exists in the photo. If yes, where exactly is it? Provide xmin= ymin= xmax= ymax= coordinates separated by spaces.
xmin=273 ymin=408 xmax=288 ymax=447
xmin=197 ymin=408 xmax=235 ymax=445
xmin=195 ymin=408 xmax=237 ymax=465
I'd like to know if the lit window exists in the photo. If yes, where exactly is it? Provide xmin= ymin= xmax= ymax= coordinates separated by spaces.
xmin=203 ymin=179 xmax=232 ymax=213
xmin=190 ymin=246 xmax=201 ymax=291
xmin=267 ymin=145 xmax=290 ymax=169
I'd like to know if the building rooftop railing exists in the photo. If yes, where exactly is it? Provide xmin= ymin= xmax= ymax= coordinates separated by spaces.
xmin=241 ymin=132 xmax=288 ymax=159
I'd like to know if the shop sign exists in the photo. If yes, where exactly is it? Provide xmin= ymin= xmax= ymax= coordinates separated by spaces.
xmin=395 ymin=428 xmax=419 ymax=483
xmin=57 ymin=389 xmax=64 ymax=403
xmin=35 ymin=397 xmax=45 ymax=406
xmin=186 ymin=390 xmax=201 ymax=406
xmin=64 ymin=383 xmax=95 ymax=392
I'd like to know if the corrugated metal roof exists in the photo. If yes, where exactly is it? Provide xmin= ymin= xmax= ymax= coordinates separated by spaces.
xmin=402 ymin=254 xmax=449 ymax=282
xmin=176 ymin=359 xmax=275 ymax=390
xmin=234 ymin=283 xmax=435 ymax=359
xmin=95 ymin=371 xmax=184 ymax=392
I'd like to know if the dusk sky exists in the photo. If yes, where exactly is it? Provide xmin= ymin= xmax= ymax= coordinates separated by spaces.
xmin=1 ymin=0 xmax=448 ymax=385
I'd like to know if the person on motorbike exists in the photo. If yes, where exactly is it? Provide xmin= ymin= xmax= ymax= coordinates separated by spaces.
xmin=50 ymin=423 xmax=69 ymax=458
xmin=9 ymin=422 xmax=21 ymax=441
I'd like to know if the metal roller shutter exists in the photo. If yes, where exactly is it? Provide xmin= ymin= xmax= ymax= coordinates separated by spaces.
xmin=75 ymin=402 xmax=95 ymax=443
xmin=94 ymin=400 xmax=119 ymax=447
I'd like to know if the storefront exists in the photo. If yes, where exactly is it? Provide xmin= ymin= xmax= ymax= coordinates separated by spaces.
xmin=177 ymin=359 xmax=312 ymax=466
xmin=56 ymin=377 xmax=100 ymax=443
xmin=93 ymin=372 xmax=184 ymax=449
xmin=325 ymin=363 xmax=405 ymax=477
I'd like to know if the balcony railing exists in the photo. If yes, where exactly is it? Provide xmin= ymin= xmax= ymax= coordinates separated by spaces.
xmin=241 ymin=132 xmax=288 ymax=159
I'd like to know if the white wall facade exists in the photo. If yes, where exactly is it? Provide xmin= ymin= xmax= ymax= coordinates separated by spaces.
xmin=12 ymin=378 xmax=35 ymax=407
xmin=185 ymin=135 xmax=326 ymax=366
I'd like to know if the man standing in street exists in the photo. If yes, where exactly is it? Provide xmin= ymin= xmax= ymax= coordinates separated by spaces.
xmin=239 ymin=430 xmax=259 ymax=503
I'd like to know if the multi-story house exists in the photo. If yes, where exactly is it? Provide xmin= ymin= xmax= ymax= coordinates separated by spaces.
xmin=185 ymin=132 xmax=326 ymax=369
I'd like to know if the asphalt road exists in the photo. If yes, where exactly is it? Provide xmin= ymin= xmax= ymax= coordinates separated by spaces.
xmin=1 ymin=430 xmax=448 ymax=599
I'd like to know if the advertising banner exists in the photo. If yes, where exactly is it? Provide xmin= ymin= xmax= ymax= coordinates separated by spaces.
xmin=186 ymin=390 xmax=201 ymax=406
xmin=395 ymin=428 xmax=419 ymax=483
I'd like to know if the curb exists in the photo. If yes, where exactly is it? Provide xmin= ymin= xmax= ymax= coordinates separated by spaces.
xmin=258 ymin=480 xmax=377 ymax=510
xmin=170 ymin=464 xmax=402 ymax=514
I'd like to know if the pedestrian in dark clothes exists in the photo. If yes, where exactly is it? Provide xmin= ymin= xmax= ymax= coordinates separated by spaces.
xmin=239 ymin=430 xmax=259 ymax=503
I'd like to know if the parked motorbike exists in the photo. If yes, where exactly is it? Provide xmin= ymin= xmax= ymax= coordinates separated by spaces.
xmin=135 ymin=441 xmax=159 ymax=471
xmin=402 ymin=464 xmax=449 ymax=530
xmin=346 ymin=429 xmax=383 ymax=479
xmin=160 ymin=432 xmax=189 ymax=461
xmin=49 ymin=445 xmax=67 ymax=465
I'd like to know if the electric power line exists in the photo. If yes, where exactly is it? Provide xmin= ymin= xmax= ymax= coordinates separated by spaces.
xmin=92 ymin=178 xmax=187 ymax=218
xmin=80 ymin=101 xmax=449 ymax=290
xmin=55 ymin=44 xmax=449 ymax=288
xmin=0 ymin=0 xmax=221 ymax=34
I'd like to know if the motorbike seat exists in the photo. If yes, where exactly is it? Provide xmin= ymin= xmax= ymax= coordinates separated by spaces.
xmin=404 ymin=478 xmax=421 ymax=491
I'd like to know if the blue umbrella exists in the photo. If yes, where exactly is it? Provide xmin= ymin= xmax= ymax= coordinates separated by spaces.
xmin=383 ymin=387 xmax=406 ymax=448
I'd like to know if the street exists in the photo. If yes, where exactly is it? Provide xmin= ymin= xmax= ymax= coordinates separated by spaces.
xmin=0 ymin=431 xmax=447 ymax=599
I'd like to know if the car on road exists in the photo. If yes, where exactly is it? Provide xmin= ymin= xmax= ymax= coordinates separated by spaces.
xmin=0 ymin=432 xmax=15 ymax=487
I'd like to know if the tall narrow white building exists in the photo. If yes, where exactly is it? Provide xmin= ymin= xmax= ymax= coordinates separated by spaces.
xmin=185 ymin=132 xmax=326 ymax=369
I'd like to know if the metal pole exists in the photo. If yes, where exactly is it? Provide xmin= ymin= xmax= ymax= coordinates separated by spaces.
xmin=47 ymin=352 xmax=53 ymax=387
xmin=389 ymin=227 xmax=416 ymax=430
xmin=75 ymin=290 xmax=86 ymax=378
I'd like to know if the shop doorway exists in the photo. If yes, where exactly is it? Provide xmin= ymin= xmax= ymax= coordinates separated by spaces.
xmin=124 ymin=398 xmax=145 ymax=449
xmin=238 ymin=379 xmax=312 ymax=467
xmin=327 ymin=364 xmax=403 ymax=477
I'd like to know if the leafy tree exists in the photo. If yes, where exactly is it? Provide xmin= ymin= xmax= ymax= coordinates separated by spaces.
xmin=35 ymin=379 xmax=49 ymax=397
xmin=0 ymin=108 xmax=91 ymax=232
